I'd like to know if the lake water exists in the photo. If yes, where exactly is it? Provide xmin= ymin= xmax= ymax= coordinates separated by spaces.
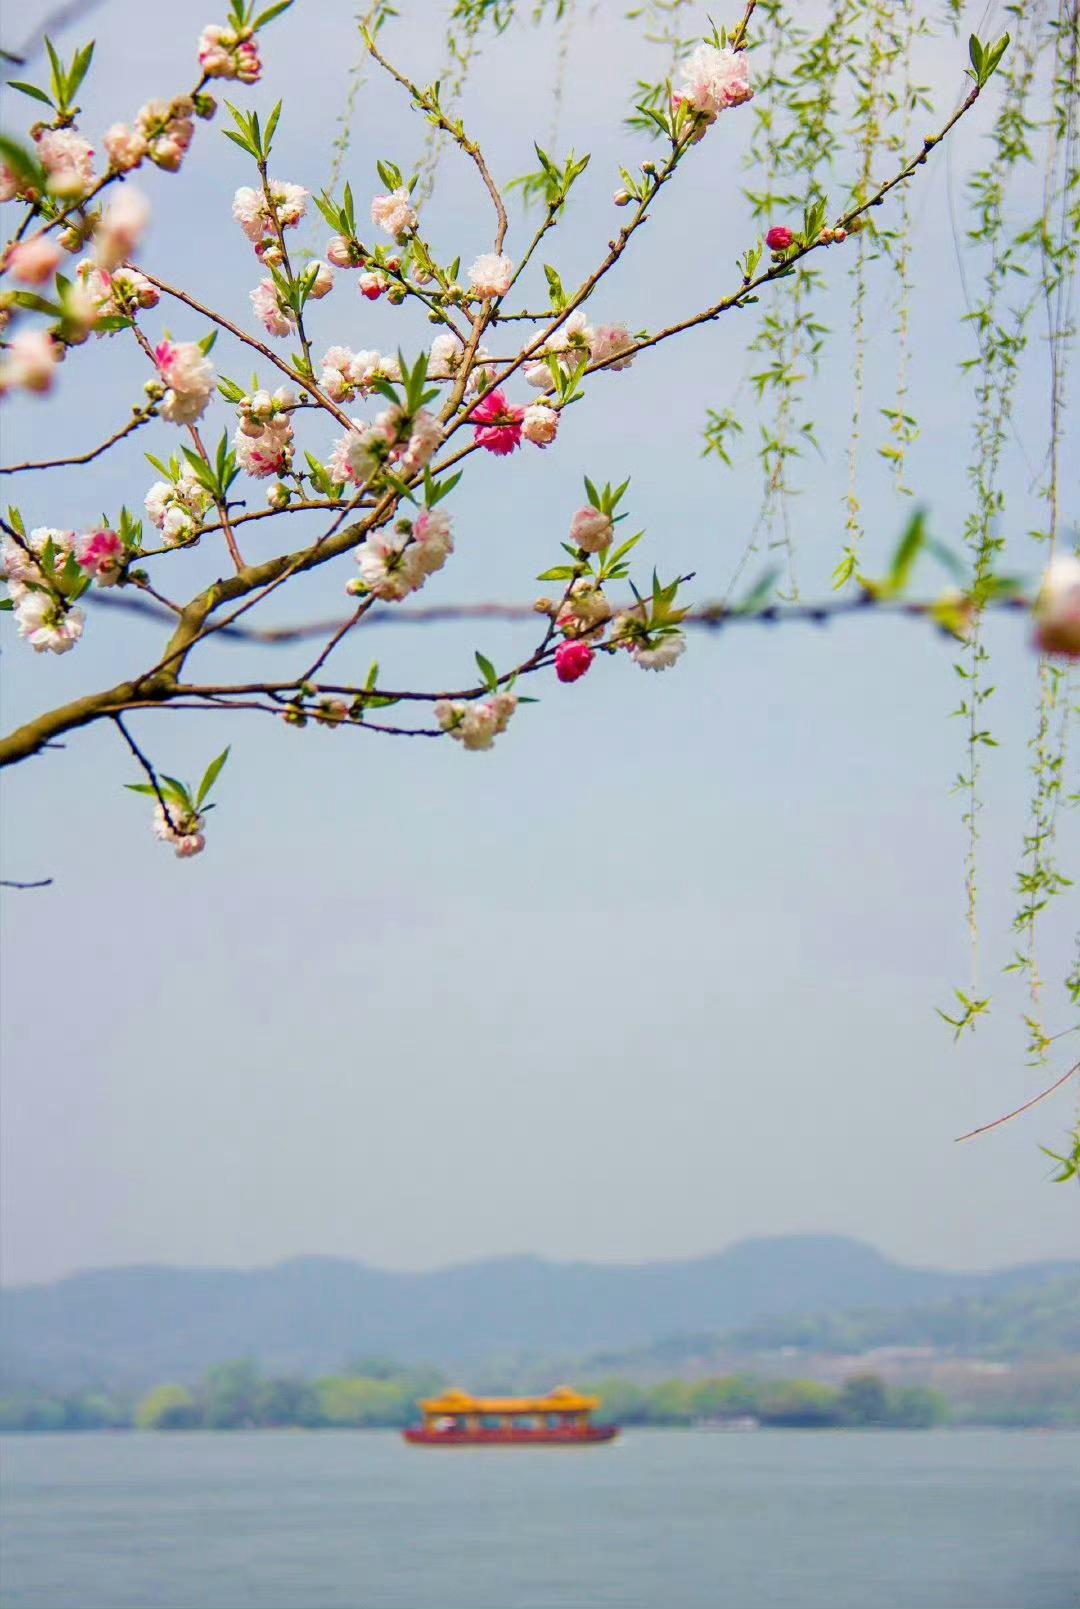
xmin=1 ymin=1430 xmax=1077 ymax=1608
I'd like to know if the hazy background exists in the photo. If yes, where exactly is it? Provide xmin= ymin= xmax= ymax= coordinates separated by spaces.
xmin=1 ymin=0 xmax=1076 ymax=1288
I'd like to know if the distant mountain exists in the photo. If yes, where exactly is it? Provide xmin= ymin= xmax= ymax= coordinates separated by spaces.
xmin=2 ymin=1235 xmax=1076 ymax=1391
xmin=569 ymin=1272 xmax=1080 ymax=1380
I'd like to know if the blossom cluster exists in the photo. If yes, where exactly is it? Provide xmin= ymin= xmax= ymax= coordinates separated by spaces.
xmin=349 ymin=507 xmax=454 ymax=602
xmin=198 ymin=24 xmax=262 ymax=83
xmin=673 ymin=43 xmax=753 ymax=129
xmin=154 ymin=801 xmax=206 ymax=858
xmin=154 ymin=339 xmax=215 ymax=426
xmin=540 ymin=507 xmax=689 ymax=679
xmin=105 ymin=96 xmax=197 ymax=176
xmin=327 ymin=403 xmax=444 ymax=491
xmin=434 ymin=690 xmax=518 ymax=750
xmin=233 ymin=182 xmax=309 ymax=252
xmin=523 ymin=310 xmax=635 ymax=388
xmin=1 ymin=522 xmax=129 ymax=653
xmin=232 ymin=386 xmax=297 ymax=480
xmin=145 ymin=464 xmax=213 ymax=547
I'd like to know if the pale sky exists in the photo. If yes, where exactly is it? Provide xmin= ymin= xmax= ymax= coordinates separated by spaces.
xmin=1 ymin=0 xmax=1077 ymax=1287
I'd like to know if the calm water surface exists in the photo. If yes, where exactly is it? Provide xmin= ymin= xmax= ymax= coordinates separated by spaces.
xmin=1 ymin=1429 xmax=1077 ymax=1609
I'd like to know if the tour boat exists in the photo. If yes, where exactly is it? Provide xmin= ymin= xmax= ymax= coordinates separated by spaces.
xmin=403 ymin=1386 xmax=618 ymax=1446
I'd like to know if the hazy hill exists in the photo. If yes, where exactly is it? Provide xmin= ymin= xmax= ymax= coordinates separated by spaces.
xmin=567 ymin=1272 xmax=1080 ymax=1382
xmin=2 ymin=1235 xmax=1076 ymax=1391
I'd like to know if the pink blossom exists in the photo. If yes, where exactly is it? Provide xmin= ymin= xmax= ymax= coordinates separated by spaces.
xmin=589 ymin=323 xmax=634 ymax=371
xmin=570 ymin=506 xmax=613 ymax=552
xmin=766 ymin=225 xmax=794 ymax=251
xmin=555 ymin=640 xmax=594 ymax=683
xmin=13 ymin=591 xmax=85 ymax=654
xmin=5 ymin=237 xmax=63 ymax=286
xmin=1 ymin=526 xmax=74 ymax=588
xmin=429 ymin=332 xmax=464 ymax=379
xmin=468 ymin=252 xmax=514 ymax=298
xmin=153 ymin=801 xmax=206 ymax=857
xmin=135 ymin=98 xmax=195 ymax=171
xmin=522 ymin=402 xmax=559 ymax=447
xmin=199 ymin=24 xmax=261 ymax=82
xmin=435 ymin=692 xmax=517 ymax=750
xmin=395 ymin=410 xmax=444 ymax=476
xmin=75 ymin=528 xmax=125 ymax=585
xmin=0 ymin=330 xmax=59 ymax=395
xmin=525 ymin=359 xmax=556 ymax=389
xmin=94 ymin=187 xmax=150 ymax=271
xmin=327 ymin=417 xmax=396 ymax=487
xmin=0 ymin=164 xmax=19 ymax=203
xmin=326 ymin=235 xmax=357 ymax=268
xmin=305 ymin=260 xmax=334 ymax=299
xmin=631 ymin=632 xmax=686 ymax=671
xmin=35 ymin=129 xmax=95 ymax=197
xmin=234 ymin=416 xmax=293 ymax=478
xmin=155 ymin=339 xmax=214 ymax=425
xmin=359 ymin=270 xmax=389 ymax=300
xmin=250 ymin=278 xmax=295 ymax=338
xmin=370 ymin=188 xmax=417 ymax=238
xmin=471 ymin=389 xmax=525 ymax=456
xmin=355 ymin=530 xmax=416 ymax=600
xmin=409 ymin=507 xmax=454 ymax=574
xmin=233 ymin=181 xmax=308 ymax=246
xmin=144 ymin=467 xmax=211 ymax=535
xmin=110 ymin=266 xmax=159 ymax=311
xmin=1033 ymin=554 xmax=1080 ymax=659
xmin=73 ymin=259 xmax=113 ymax=327
xmin=676 ymin=43 xmax=753 ymax=121
xmin=104 ymin=123 xmax=148 ymax=172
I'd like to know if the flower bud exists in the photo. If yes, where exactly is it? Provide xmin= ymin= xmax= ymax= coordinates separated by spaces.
xmin=326 ymin=234 xmax=354 ymax=268
xmin=1033 ymin=554 xmax=1080 ymax=659
xmin=614 ymin=189 xmax=631 ymax=206
xmin=765 ymin=225 xmax=794 ymax=251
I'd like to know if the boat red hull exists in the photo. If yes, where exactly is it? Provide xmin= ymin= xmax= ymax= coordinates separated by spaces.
xmin=403 ymin=1425 xmax=618 ymax=1447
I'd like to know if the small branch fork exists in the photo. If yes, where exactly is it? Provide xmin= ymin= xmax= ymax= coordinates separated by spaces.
xmin=112 ymin=713 xmax=177 ymax=830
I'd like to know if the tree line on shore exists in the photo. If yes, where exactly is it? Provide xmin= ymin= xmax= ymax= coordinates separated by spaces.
xmin=0 ymin=1361 xmax=956 ymax=1432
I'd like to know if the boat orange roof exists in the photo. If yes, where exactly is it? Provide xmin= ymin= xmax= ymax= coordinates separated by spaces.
xmin=418 ymin=1385 xmax=600 ymax=1416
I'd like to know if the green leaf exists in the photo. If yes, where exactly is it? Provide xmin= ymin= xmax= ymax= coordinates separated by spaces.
xmin=253 ymin=0 xmax=294 ymax=27
xmin=475 ymin=651 xmax=497 ymax=689
xmin=65 ymin=41 xmax=95 ymax=102
xmin=0 ymin=133 xmax=45 ymax=188
xmin=6 ymin=81 xmax=55 ymax=107
xmin=263 ymin=99 xmax=282 ymax=153
xmin=196 ymin=746 xmax=230 ymax=807
xmin=888 ymin=510 xmax=926 ymax=594
xmin=536 ymin=565 xmax=577 ymax=582
xmin=222 ymin=127 xmax=257 ymax=155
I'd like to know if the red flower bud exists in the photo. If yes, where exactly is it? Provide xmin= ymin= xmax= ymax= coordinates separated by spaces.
xmin=765 ymin=226 xmax=794 ymax=251
xmin=555 ymin=640 xmax=595 ymax=683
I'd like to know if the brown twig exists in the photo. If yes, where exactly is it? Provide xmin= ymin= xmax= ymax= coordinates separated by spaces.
xmin=955 ymin=1062 xmax=1080 ymax=1141
xmin=0 ymin=407 xmax=155 ymax=475
xmin=112 ymin=712 xmax=177 ymax=830
xmin=136 ymin=268 xmax=356 ymax=431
